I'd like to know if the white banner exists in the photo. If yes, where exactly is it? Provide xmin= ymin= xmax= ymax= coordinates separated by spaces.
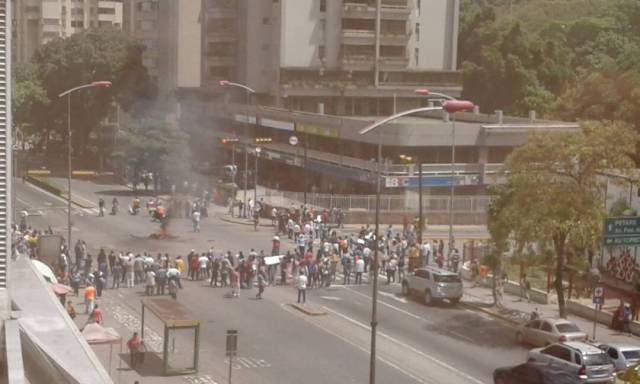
xmin=264 ymin=256 xmax=283 ymax=265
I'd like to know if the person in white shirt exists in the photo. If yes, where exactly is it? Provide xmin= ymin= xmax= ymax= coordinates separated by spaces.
xmin=198 ymin=255 xmax=209 ymax=280
xmin=297 ymin=272 xmax=308 ymax=304
xmin=192 ymin=210 xmax=201 ymax=232
xmin=355 ymin=257 xmax=365 ymax=285
xmin=421 ymin=241 xmax=432 ymax=267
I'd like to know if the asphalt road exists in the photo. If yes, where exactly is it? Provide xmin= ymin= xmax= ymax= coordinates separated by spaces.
xmin=16 ymin=179 xmax=529 ymax=384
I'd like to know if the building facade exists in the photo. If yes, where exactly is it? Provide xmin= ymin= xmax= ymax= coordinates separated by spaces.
xmin=12 ymin=0 xmax=123 ymax=63
xmin=122 ymin=0 xmax=201 ymax=119
xmin=202 ymin=0 xmax=462 ymax=115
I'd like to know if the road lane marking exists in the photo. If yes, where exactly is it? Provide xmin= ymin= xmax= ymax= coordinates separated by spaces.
xmin=379 ymin=290 xmax=409 ymax=303
xmin=320 ymin=296 xmax=342 ymax=301
xmin=224 ymin=357 xmax=271 ymax=369
xmin=343 ymin=286 xmax=475 ymax=343
xmin=280 ymin=303 xmax=434 ymax=384
xmin=319 ymin=304 xmax=486 ymax=384
xmin=184 ymin=376 xmax=220 ymax=384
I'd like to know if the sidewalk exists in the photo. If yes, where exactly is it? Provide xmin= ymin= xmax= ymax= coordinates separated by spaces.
xmin=462 ymin=281 xmax=640 ymax=345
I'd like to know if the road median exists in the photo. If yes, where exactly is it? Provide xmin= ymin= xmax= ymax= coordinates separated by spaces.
xmin=25 ymin=175 xmax=96 ymax=209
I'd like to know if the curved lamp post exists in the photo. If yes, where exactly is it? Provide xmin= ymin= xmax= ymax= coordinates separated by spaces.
xmin=219 ymin=80 xmax=257 ymax=218
xmin=58 ymin=81 xmax=112 ymax=257
xmin=359 ymin=99 xmax=474 ymax=384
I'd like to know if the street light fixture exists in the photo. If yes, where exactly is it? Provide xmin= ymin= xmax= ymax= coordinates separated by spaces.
xmin=219 ymin=80 xmax=257 ymax=218
xmin=58 ymin=80 xmax=112 ymax=257
xmin=359 ymin=99 xmax=474 ymax=384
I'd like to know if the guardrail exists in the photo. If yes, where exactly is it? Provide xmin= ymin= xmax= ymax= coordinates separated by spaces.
xmin=260 ymin=186 xmax=490 ymax=213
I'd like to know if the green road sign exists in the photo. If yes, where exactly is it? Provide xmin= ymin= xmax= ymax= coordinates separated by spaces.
xmin=603 ymin=217 xmax=640 ymax=246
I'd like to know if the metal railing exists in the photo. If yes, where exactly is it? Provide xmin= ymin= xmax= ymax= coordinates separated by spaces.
xmin=259 ymin=186 xmax=490 ymax=213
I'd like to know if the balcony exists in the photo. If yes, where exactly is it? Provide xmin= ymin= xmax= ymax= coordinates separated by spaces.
xmin=340 ymin=55 xmax=374 ymax=71
xmin=206 ymin=31 xmax=237 ymax=42
xmin=206 ymin=7 xmax=237 ymax=19
xmin=343 ymin=2 xmax=411 ymax=20
xmin=206 ymin=56 xmax=235 ymax=67
xmin=379 ymin=55 xmax=409 ymax=70
xmin=379 ymin=70 xmax=463 ymax=88
xmin=341 ymin=29 xmax=375 ymax=45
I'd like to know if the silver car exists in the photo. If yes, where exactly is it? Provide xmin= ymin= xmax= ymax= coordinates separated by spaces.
xmin=528 ymin=342 xmax=615 ymax=383
xmin=598 ymin=343 xmax=640 ymax=371
xmin=401 ymin=266 xmax=462 ymax=305
xmin=516 ymin=318 xmax=588 ymax=347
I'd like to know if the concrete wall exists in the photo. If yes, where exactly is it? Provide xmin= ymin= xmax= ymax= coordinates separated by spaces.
xmin=280 ymin=0 xmax=324 ymax=68
xmin=176 ymin=0 xmax=201 ymax=88
xmin=244 ymin=0 xmax=274 ymax=93
xmin=414 ymin=0 xmax=458 ymax=70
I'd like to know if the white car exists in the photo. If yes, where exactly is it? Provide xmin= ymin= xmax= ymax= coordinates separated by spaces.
xmin=598 ymin=343 xmax=640 ymax=371
xmin=528 ymin=342 xmax=615 ymax=383
xmin=516 ymin=318 xmax=588 ymax=347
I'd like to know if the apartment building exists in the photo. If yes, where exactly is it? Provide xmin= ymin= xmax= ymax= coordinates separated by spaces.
xmin=202 ymin=0 xmax=461 ymax=115
xmin=12 ymin=0 xmax=123 ymax=63
xmin=122 ymin=0 xmax=201 ymax=114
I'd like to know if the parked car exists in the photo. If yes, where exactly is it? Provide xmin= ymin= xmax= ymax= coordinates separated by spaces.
xmin=599 ymin=343 xmax=640 ymax=372
xmin=493 ymin=361 xmax=583 ymax=384
xmin=528 ymin=342 xmax=615 ymax=383
xmin=400 ymin=266 xmax=462 ymax=305
xmin=516 ymin=318 xmax=588 ymax=347
xmin=613 ymin=362 xmax=640 ymax=383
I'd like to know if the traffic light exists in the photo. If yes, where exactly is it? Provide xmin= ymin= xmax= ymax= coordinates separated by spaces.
xmin=220 ymin=137 xmax=239 ymax=144
xmin=255 ymin=137 xmax=272 ymax=143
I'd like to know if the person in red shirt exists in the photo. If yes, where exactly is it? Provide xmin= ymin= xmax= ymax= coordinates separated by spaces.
xmin=89 ymin=303 xmax=103 ymax=324
xmin=127 ymin=332 xmax=141 ymax=368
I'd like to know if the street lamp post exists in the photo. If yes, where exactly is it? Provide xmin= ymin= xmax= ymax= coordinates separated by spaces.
xmin=359 ymin=100 xmax=474 ymax=384
xmin=58 ymin=81 xmax=111 ymax=253
xmin=254 ymin=147 xmax=261 ymax=208
xmin=219 ymin=80 xmax=257 ymax=218
xmin=414 ymin=88 xmax=461 ymax=254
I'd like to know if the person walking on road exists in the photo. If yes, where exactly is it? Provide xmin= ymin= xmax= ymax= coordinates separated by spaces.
xmin=297 ymin=271 xmax=308 ymax=304
xmin=127 ymin=332 xmax=141 ymax=369
xmin=144 ymin=269 xmax=156 ymax=296
xmin=98 ymin=198 xmax=105 ymax=217
xmin=355 ymin=257 xmax=365 ymax=285
xmin=192 ymin=209 xmax=201 ymax=232
xmin=519 ymin=273 xmax=531 ymax=302
xmin=231 ymin=269 xmax=240 ymax=298
xmin=84 ymin=283 xmax=96 ymax=315
xmin=256 ymin=271 xmax=266 ymax=299
xmin=112 ymin=261 xmax=122 ymax=289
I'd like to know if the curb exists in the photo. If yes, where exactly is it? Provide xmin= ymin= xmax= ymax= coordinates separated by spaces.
xmin=26 ymin=176 xmax=95 ymax=209
xmin=460 ymin=302 xmax=520 ymax=327
xmin=288 ymin=303 xmax=327 ymax=316
xmin=218 ymin=216 xmax=275 ymax=228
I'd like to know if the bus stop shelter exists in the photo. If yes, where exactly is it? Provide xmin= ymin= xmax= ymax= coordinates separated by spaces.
xmin=141 ymin=297 xmax=200 ymax=376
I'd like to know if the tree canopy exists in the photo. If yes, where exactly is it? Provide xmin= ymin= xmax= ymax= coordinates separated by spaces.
xmin=489 ymin=121 xmax=639 ymax=317
xmin=459 ymin=0 xmax=640 ymax=133
xmin=112 ymin=119 xmax=191 ymax=189
xmin=29 ymin=28 xmax=156 ymax=154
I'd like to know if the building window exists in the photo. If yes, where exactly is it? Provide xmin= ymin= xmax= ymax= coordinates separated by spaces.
xmin=417 ymin=0 xmax=421 ymax=15
xmin=71 ymin=8 xmax=83 ymax=15
xmin=415 ymin=22 xmax=420 ymax=42
xmin=98 ymin=7 xmax=115 ymax=15
xmin=138 ymin=1 xmax=158 ymax=11
xmin=320 ymin=0 xmax=326 ymax=12
xmin=262 ymin=17 xmax=271 ymax=25
xmin=24 ymin=5 xmax=39 ymax=13
xmin=318 ymin=45 xmax=326 ymax=61
xmin=43 ymin=18 xmax=59 ymax=25
xmin=414 ymin=47 xmax=419 ymax=66
xmin=71 ymin=20 xmax=84 ymax=28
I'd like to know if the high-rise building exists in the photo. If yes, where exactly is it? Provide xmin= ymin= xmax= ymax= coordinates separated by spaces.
xmin=122 ymin=0 xmax=201 ymax=117
xmin=202 ymin=0 xmax=461 ymax=115
xmin=12 ymin=0 xmax=123 ymax=63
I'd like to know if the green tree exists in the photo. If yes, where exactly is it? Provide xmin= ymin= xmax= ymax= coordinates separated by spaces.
xmin=12 ymin=63 xmax=49 ymax=142
xmin=113 ymin=119 xmax=191 ymax=190
xmin=31 ymin=28 xmax=156 ymax=156
xmin=491 ymin=121 xmax=638 ymax=317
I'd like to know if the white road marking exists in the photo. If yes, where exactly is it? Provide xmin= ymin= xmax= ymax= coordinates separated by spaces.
xmin=344 ymin=286 xmax=475 ymax=343
xmin=281 ymin=303 xmax=435 ymax=384
xmin=320 ymin=305 xmax=486 ymax=384
xmin=320 ymin=296 xmax=342 ymax=301
xmin=224 ymin=356 xmax=271 ymax=370
xmin=379 ymin=290 xmax=409 ymax=303
xmin=184 ymin=376 xmax=220 ymax=384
